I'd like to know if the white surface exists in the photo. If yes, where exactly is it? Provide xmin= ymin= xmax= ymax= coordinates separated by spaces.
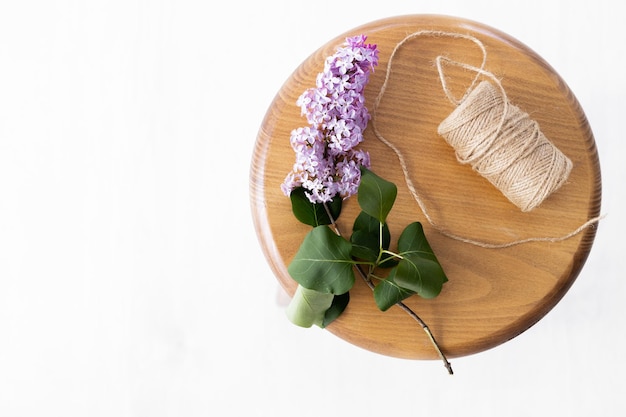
xmin=0 ymin=1 xmax=623 ymax=416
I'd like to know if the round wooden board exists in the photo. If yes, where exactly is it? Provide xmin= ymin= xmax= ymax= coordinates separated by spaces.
xmin=250 ymin=15 xmax=601 ymax=359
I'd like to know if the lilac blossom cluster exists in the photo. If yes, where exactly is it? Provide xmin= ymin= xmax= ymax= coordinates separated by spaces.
xmin=281 ymin=35 xmax=379 ymax=204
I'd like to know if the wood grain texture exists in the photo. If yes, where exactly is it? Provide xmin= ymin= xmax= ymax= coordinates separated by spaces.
xmin=250 ymin=15 xmax=601 ymax=359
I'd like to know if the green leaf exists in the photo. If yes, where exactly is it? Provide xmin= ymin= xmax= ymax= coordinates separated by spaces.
xmin=357 ymin=168 xmax=397 ymax=224
xmin=350 ymin=211 xmax=391 ymax=262
xmin=349 ymin=229 xmax=379 ymax=262
xmin=393 ymin=222 xmax=448 ymax=298
xmin=286 ymin=285 xmax=335 ymax=328
xmin=321 ymin=292 xmax=350 ymax=328
xmin=395 ymin=257 xmax=445 ymax=298
xmin=352 ymin=211 xmax=391 ymax=248
xmin=373 ymin=268 xmax=415 ymax=311
xmin=288 ymin=225 xmax=355 ymax=295
xmin=290 ymin=187 xmax=342 ymax=227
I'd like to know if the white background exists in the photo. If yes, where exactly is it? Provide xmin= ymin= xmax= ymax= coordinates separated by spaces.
xmin=0 ymin=0 xmax=623 ymax=416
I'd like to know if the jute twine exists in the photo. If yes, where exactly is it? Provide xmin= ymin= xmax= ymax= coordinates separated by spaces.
xmin=371 ymin=30 xmax=602 ymax=248
xmin=438 ymin=80 xmax=572 ymax=212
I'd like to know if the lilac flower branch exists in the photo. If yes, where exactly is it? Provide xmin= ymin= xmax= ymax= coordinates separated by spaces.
xmin=281 ymin=35 xmax=452 ymax=374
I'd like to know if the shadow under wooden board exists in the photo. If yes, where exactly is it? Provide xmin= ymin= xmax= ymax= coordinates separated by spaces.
xmin=250 ymin=15 xmax=601 ymax=360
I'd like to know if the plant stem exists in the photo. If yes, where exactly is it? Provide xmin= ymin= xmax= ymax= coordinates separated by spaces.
xmin=323 ymin=202 xmax=453 ymax=375
xmin=380 ymin=249 xmax=404 ymax=260
xmin=395 ymin=300 xmax=454 ymax=375
xmin=354 ymin=264 xmax=453 ymax=375
xmin=323 ymin=202 xmax=342 ymax=236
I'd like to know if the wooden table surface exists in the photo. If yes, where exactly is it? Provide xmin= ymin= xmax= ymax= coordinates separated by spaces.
xmin=250 ymin=15 xmax=602 ymax=359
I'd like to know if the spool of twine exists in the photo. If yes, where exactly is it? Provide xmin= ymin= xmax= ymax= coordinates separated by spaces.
xmin=437 ymin=80 xmax=573 ymax=212
xmin=370 ymin=30 xmax=602 ymax=247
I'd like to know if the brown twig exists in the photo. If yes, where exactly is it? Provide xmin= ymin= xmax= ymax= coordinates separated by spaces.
xmin=323 ymin=202 xmax=342 ymax=236
xmin=354 ymin=265 xmax=453 ymax=375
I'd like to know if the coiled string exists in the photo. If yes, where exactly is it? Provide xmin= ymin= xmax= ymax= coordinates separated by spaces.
xmin=438 ymin=79 xmax=572 ymax=212
xmin=371 ymin=30 xmax=602 ymax=248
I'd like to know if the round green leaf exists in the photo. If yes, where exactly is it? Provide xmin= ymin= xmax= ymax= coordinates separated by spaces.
xmin=286 ymin=285 xmax=335 ymax=328
xmin=351 ymin=211 xmax=392 ymax=263
xmin=394 ymin=255 xmax=446 ymax=298
xmin=321 ymin=292 xmax=350 ymax=328
xmin=289 ymin=187 xmax=342 ymax=227
xmin=350 ymin=229 xmax=379 ymax=262
xmin=357 ymin=168 xmax=397 ymax=224
xmin=373 ymin=268 xmax=415 ymax=311
xmin=393 ymin=222 xmax=448 ymax=298
xmin=287 ymin=225 xmax=355 ymax=295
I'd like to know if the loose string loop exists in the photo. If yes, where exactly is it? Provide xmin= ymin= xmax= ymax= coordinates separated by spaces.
xmin=370 ymin=30 xmax=602 ymax=248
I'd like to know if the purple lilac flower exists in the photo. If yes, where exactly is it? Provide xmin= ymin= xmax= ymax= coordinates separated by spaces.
xmin=282 ymin=35 xmax=378 ymax=204
xmin=335 ymin=149 xmax=371 ymax=199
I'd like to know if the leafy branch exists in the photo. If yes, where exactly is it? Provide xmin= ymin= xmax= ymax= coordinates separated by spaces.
xmin=286 ymin=168 xmax=453 ymax=374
